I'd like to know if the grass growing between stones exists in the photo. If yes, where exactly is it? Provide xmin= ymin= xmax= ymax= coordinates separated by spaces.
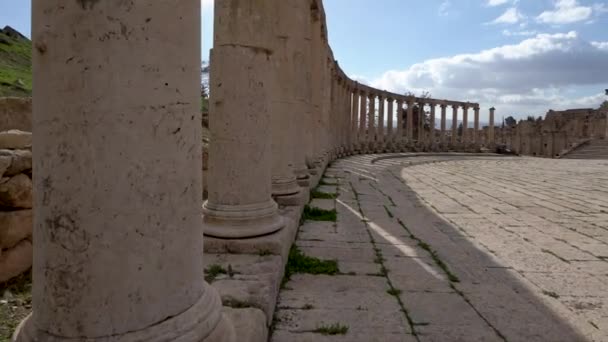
xmin=312 ymin=323 xmax=349 ymax=336
xmin=281 ymin=246 xmax=340 ymax=288
xmin=311 ymin=190 xmax=337 ymax=199
xmin=302 ymin=205 xmax=337 ymax=222
xmin=0 ymin=270 xmax=32 ymax=342
xmin=204 ymin=264 xmax=239 ymax=283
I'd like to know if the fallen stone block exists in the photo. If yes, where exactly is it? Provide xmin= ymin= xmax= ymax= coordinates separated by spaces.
xmin=0 ymin=130 xmax=32 ymax=150
xmin=0 ymin=174 xmax=33 ymax=209
xmin=0 ymin=209 xmax=32 ymax=249
xmin=0 ymin=239 xmax=32 ymax=283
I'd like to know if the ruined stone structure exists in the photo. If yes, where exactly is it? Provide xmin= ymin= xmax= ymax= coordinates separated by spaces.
xmin=500 ymin=106 xmax=608 ymax=158
xmin=10 ymin=0 xmax=499 ymax=341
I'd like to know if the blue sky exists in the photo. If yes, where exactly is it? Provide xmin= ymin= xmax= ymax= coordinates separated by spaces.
xmin=3 ymin=0 xmax=608 ymax=118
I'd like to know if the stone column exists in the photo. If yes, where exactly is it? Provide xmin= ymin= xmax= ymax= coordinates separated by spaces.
xmin=377 ymin=94 xmax=385 ymax=152
xmin=440 ymin=103 xmax=447 ymax=145
xmin=406 ymin=97 xmax=414 ymax=143
xmin=17 ymin=1 xmax=233 ymax=341
xmin=310 ymin=6 xmax=323 ymax=163
xmin=429 ymin=102 xmax=436 ymax=145
xmin=451 ymin=104 xmax=458 ymax=145
xmin=359 ymin=90 xmax=367 ymax=151
xmin=367 ymin=93 xmax=376 ymax=151
xmin=462 ymin=104 xmax=469 ymax=145
xmin=489 ymin=107 xmax=496 ymax=146
xmin=351 ymin=87 xmax=360 ymax=152
xmin=387 ymin=98 xmax=394 ymax=150
xmin=271 ymin=0 xmax=310 ymax=202
xmin=418 ymin=101 xmax=425 ymax=143
xmin=396 ymin=98 xmax=404 ymax=150
xmin=474 ymin=105 xmax=480 ymax=145
xmin=204 ymin=0 xmax=284 ymax=238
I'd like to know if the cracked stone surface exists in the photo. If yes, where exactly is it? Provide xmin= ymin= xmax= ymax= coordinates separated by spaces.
xmin=272 ymin=154 xmax=608 ymax=342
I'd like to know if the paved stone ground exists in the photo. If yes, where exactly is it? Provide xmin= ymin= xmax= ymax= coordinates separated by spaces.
xmin=271 ymin=154 xmax=608 ymax=342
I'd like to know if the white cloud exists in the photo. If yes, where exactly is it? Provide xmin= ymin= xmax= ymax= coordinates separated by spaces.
xmin=438 ymin=1 xmax=451 ymax=16
xmin=502 ymin=29 xmax=538 ymax=37
xmin=536 ymin=0 xmax=592 ymax=24
xmin=490 ymin=7 xmax=525 ymax=24
xmin=486 ymin=0 xmax=510 ymax=6
xmin=365 ymin=32 xmax=608 ymax=117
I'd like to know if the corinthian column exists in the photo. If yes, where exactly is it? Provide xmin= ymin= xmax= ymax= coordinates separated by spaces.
xmin=406 ymin=97 xmax=415 ymax=143
xmin=396 ymin=98 xmax=404 ymax=150
xmin=351 ymin=87 xmax=360 ymax=152
xmin=474 ymin=105 xmax=480 ymax=145
xmin=462 ymin=104 xmax=469 ymax=145
xmin=387 ymin=98 xmax=394 ymax=151
xmin=429 ymin=102 xmax=436 ymax=145
xmin=16 ymin=1 xmax=233 ymax=341
xmin=377 ymin=94 xmax=385 ymax=152
xmin=359 ymin=90 xmax=367 ymax=152
xmin=440 ymin=103 xmax=447 ymax=146
xmin=367 ymin=93 xmax=376 ymax=151
xmin=451 ymin=104 xmax=458 ymax=145
xmin=204 ymin=0 xmax=284 ymax=238
xmin=489 ymin=107 xmax=496 ymax=146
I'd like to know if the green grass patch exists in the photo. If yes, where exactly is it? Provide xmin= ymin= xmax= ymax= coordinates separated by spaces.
xmin=0 ymin=270 xmax=32 ymax=341
xmin=387 ymin=288 xmax=402 ymax=296
xmin=312 ymin=323 xmax=349 ymax=336
xmin=204 ymin=264 xmax=227 ymax=283
xmin=311 ymin=190 xmax=337 ymax=199
xmin=302 ymin=205 xmax=337 ymax=222
xmin=0 ymin=31 xmax=32 ymax=97
xmin=282 ymin=246 xmax=339 ymax=287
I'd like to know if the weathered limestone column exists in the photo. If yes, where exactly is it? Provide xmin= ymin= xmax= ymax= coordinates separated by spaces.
xmin=474 ymin=105 xmax=480 ymax=145
xmin=396 ymin=98 xmax=404 ymax=149
xmin=270 ymin=0 xmax=311 ymax=202
xmin=367 ymin=93 xmax=376 ymax=151
xmin=377 ymin=94 xmax=385 ymax=151
xmin=359 ymin=90 xmax=367 ymax=151
xmin=204 ymin=0 xmax=284 ymax=238
xmin=429 ymin=102 xmax=436 ymax=145
xmin=418 ymin=101 xmax=425 ymax=143
xmin=310 ymin=6 xmax=323 ymax=163
xmin=489 ymin=107 xmax=496 ymax=145
xmin=17 ymin=1 xmax=233 ymax=341
xmin=351 ymin=87 xmax=360 ymax=152
xmin=462 ymin=104 xmax=469 ymax=145
xmin=387 ymin=98 xmax=394 ymax=150
xmin=440 ymin=103 xmax=447 ymax=145
xmin=451 ymin=104 xmax=458 ymax=145
xmin=406 ymin=97 xmax=415 ymax=143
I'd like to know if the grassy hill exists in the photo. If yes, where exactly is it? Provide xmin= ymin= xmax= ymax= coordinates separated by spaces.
xmin=0 ymin=26 xmax=31 ymax=97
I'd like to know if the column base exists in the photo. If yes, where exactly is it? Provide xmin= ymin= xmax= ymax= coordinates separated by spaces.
xmin=274 ymin=186 xmax=308 ymax=206
xmin=203 ymin=200 xmax=284 ymax=239
xmin=13 ymin=282 xmax=235 ymax=342
xmin=271 ymin=177 xmax=301 ymax=197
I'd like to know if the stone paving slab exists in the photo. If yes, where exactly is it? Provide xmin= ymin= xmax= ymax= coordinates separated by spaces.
xmin=273 ymin=154 xmax=607 ymax=342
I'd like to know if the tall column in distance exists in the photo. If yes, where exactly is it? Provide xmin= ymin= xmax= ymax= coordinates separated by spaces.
xmin=359 ymin=90 xmax=367 ymax=152
xmin=351 ymin=86 xmax=360 ymax=152
xmin=396 ymin=98 xmax=404 ymax=150
xmin=474 ymin=105 xmax=480 ymax=145
xmin=406 ymin=97 xmax=414 ymax=143
xmin=204 ymin=0 xmax=284 ymax=238
xmin=489 ymin=107 xmax=496 ymax=146
xmin=418 ymin=101 xmax=425 ymax=143
xmin=387 ymin=98 xmax=394 ymax=150
xmin=429 ymin=102 xmax=436 ymax=145
xmin=462 ymin=104 xmax=469 ymax=145
xmin=451 ymin=104 xmax=458 ymax=145
xmin=440 ymin=103 xmax=447 ymax=146
xmin=17 ymin=1 xmax=233 ymax=341
xmin=377 ymin=94 xmax=385 ymax=152
xmin=367 ymin=93 xmax=376 ymax=151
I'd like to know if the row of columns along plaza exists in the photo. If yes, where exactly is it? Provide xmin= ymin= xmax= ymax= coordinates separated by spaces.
xmin=14 ymin=0 xmax=498 ymax=341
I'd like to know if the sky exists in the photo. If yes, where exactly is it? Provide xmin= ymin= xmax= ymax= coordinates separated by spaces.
xmin=3 ymin=0 xmax=608 ymax=118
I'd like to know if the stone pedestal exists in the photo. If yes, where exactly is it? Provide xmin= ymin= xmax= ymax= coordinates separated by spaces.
xmin=15 ymin=1 xmax=233 ymax=341
xmin=204 ymin=0 xmax=284 ymax=239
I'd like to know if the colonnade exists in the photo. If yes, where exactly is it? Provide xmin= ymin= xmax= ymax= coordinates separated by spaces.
xmin=14 ymin=0 xmax=497 ymax=341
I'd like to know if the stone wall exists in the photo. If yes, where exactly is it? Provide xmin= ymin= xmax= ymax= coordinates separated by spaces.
xmin=0 ymin=97 xmax=32 ymax=132
xmin=500 ymin=105 xmax=608 ymax=157
xmin=0 ymin=130 xmax=33 ymax=283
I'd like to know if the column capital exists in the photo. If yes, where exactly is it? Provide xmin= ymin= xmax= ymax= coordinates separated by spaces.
xmin=405 ymin=95 xmax=415 ymax=104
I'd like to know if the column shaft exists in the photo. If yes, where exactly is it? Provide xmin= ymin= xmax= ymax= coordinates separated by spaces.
xmin=396 ymin=99 xmax=404 ymax=148
xmin=351 ymin=89 xmax=360 ymax=151
xmin=406 ymin=99 xmax=414 ymax=142
xmin=462 ymin=105 xmax=469 ymax=144
xmin=451 ymin=105 xmax=458 ymax=145
xmin=387 ymin=99 xmax=394 ymax=147
xmin=204 ymin=0 xmax=283 ymax=238
xmin=418 ymin=102 xmax=425 ymax=142
xmin=367 ymin=94 xmax=376 ymax=150
xmin=19 ymin=1 xmax=231 ymax=340
xmin=359 ymin=91 xmax=367 ymax=150
xmin=429 ymin=103 xmax=436 ymax=145
xmin=474 ymin=107 xmax=480 ymax=144
xmin=440 ymin=104 xmax=447 ymax=145
xmin=489 ymin=107 xmax=496 ymax=145
xmin=377 ymin=96 xmax=385 ymax=150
